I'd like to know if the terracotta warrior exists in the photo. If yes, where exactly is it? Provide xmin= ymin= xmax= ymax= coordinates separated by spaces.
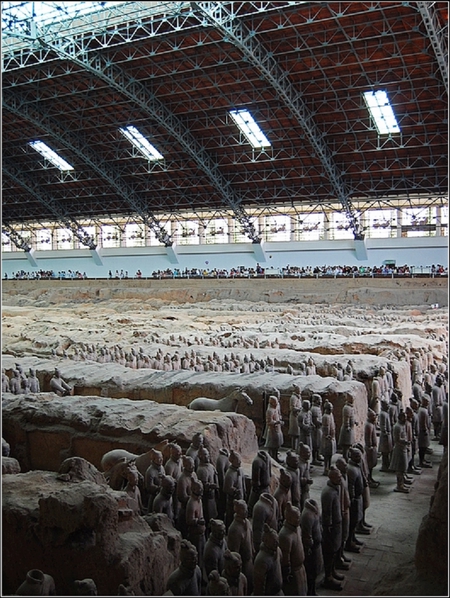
xmin=177 ymin=455 xmax=199 ymax=538
xmin=364 ymin=409 xmax=379 ymax=487
xmin=124 ymin=463 xmax=144 ymax=515
xmin=153 ymin=474 xmax=176 ymax=522
xmin=378 ymin=399 xmax=393 ymax=472
xmin=278 ymin=501 xmax=308 ymax=596
xmin=252 ymin=492 xmax=279 ymax=554
xmin=186 ymin=479 xmax=206 ymax=570
xmin=311 ymin=394 xmax=324 ymax=466
xmin=288 ymin=384 xmax=302 ymax=450
xmin=297 ymin=399 xmax=313 ymax=453
xmin=252 ymin=524 xmax=284 ymax=596
xmin=417 ymin=396 xmax=433 ymax=468
xmin=203 ymin=518 xmax=228 ymax=581
xmin=334 ymin=457 xmax=352 ymax=570
xmin=196 ymin=446 xmax=219 ymax=526
xmin=346 ymin=448 xmax=365 ymax=553
xmin=144 ymin=448 xmax=164 ymax=512
xmin=274 ymin=468 xmax=292 ymax=530
xmin=221 ymin=550 xmax=248 ymax=596
xmin=405 ymin=404 xmax=421 ymax=474
xmin=1 ymin=368 xmax=10 ymax=393
xmin=285 ymin=450 xmax=301 ymax=509
xmin=27 ymin=368 xmax=40 ymax=393
xmin=215 ymin=448 xmax=230 ymax=522
xmin=165 ymin=442 xmax=183 ymax=520
xmin=320 ymin=466 xmax=344 ymax=591
xmin=389 ymin=410 xmax=412 ymax=493
xmin=165 ymin=539 xmax=202 ymax=596
xmin=247 ymin=450 xmax=272 ymax=517
xmin=226 ymin=499 xmax=254 ymax=593
xmin=223 ymin=451 xmax=246 ymax=529
xmin=353 ymin=442 xmax=373 ymax=533
xmin=264 ymin=395 xmax=284 ymax=461
xmin=206 ymin=570 xmax=231 ymax=596
xmin=300 ymin=497 xmax=322 ymax=596
xmin=9 ymin=369 xmax=24 ymax=395
xmin=186 ymin=432 xmax=204 ymax=469
xmin=370 ymin=370 xmax=382 ymax=417
xmin=321 ymin=400 xmax=337 ymax=476
xmin=298 ymin=442 xmax=313 ymax=511
xmin=338 ymin=395 xmax=357 ymax=461
xmin=49 ymin=368 xmax=72 ymax=396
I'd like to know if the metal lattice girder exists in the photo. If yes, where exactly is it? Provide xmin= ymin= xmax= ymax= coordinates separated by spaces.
xmin=30 ymin=31 xmax=261 ymax=242
xmin=2 ymin=159 xmax=99 ymax=249
xmin=2 ymin=89 xmax=174 ymax=247
xmin=191 ymin=1 xmax=363 ymax=239
xmin=1 ymin=223 xmax=32 ymax=252
xmin=417 ymin=1 xmax=448 ymax=94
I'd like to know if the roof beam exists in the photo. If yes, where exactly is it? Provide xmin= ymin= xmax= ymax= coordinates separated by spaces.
xmin=2 ymin=89 xmax=173 ymax=247
xmin=191 ymin=1 xmax=364 ymax=240
xmin=2 ymin=159 xmax=98 ymax=250
xmin=416 ymin=1 xmax=448 ymax=95
xmin=31 ymin=30 xmax=260 ymax=242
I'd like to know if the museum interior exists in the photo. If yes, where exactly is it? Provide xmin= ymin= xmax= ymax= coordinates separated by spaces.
xmin=2 ymin=1 xmax=448 ymax=596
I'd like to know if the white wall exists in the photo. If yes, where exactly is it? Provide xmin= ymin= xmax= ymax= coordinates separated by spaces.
xmin=2 ymin=236 xmax=447 ymax=278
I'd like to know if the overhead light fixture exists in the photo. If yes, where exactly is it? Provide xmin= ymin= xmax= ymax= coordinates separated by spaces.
xmin=229 ymin=109 xmax=271 ymax=148
xmin=29 ymin=140 xmax=74 ymax=171
xmin=119 ymin=125 xmax=164 ymax=161
xmin=363 ymin=90 xmax=400 ymax=135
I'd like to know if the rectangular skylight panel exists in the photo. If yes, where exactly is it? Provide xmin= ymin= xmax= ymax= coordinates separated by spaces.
xmin=120 ymin=125 xmax=164 ymax=161
xmin=29 ymin=140 xmax=74 ymax=170
xmin=363 ymin=90 xmax=400 ymax=135
xmin=229 ymin=109 xmax=271 ymax=148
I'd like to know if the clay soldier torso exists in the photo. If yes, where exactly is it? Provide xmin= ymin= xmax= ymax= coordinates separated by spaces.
xmin=252 ymin=493 xmax=279 ymax=554
xmin=196 ymin=458 xmax=219 ymax=525
xmin=253 ymin=527 xmax=284 ymax=596
xmin=285 ymin=452 xmax=301 ymax=509
xmin=321 ymin=479 xmax=342 ymax=553
xmin=298 ymin=407 xmax=313 ymax=450
xmin=389 ymin=420 xmax=409 ymax=473
xmin=417 ymin=406 xmax=431 ymax=448
xmin=226 ymin=504 xmax=254 ymax=591
xmin=288 ymin=392 xmax=302 ymax=438
xmin=203 ymin=520 xmax=228 ymax=580
xmin=364 ymin=418 xmax=378 ymax=470
xmin=338 ymin=402 xmax=356 ymax=447
xmin=347 ymin=458 xmax=364 ymax=528
xmin=378 ymin=408 xmax=393 ymax=452
xmin=248 ymin=450 xmax=272 ymax=515
xmin=278 ymin=503 xmax=307 ymax=596
xmin=321 ymin=412 xmax=337 ymax=457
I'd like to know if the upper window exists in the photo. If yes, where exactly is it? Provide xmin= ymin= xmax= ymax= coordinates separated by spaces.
xmin=363 ymin=90 xmax=400 ymax=135
xmin=29 ymin=140 xmax=74 ymax=171
xmin=229 ymin=109 xmax=271 ymax=148
xmin=119 ymin=125 xmax=164 ymax=161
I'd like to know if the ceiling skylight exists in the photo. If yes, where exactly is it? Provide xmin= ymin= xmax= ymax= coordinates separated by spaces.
xmin=229 ymin=109 xmax=271 ymax=148
xmin=363 ymin=90 xmax=400 ymax=135
xmin=119 ymin=125 xmax=164 ymax=161
xmin=29 ymin=140 xmax=74 ymax=171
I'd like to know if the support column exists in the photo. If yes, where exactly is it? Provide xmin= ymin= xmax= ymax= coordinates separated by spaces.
xmin=396 ymin=209 xmax=402 ymax=238
xmin=290 ymin=215 xmax=297 ymax=241
xmin=436 ymin=206 xmax=442 ymax=236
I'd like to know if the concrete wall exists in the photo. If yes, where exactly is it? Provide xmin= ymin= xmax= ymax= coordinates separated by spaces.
xmin=2 ymin=235 xmax=448 ymax=279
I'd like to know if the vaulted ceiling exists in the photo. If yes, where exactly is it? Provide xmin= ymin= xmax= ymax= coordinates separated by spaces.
xmin=2 ymin=1 xmax=448 ymax=243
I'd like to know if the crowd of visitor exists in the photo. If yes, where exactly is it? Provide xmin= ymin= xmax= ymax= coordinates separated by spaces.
xmin=4 ymin=263 xmax=447 ymax=280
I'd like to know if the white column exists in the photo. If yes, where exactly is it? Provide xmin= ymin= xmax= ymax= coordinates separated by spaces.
xmin=436 ymin=206 xmax=442 ymax=236
xmin=396 ymin=209 xmax=402 ymax=237
xmin=290 ymin=215 xmax=297 ymax=241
